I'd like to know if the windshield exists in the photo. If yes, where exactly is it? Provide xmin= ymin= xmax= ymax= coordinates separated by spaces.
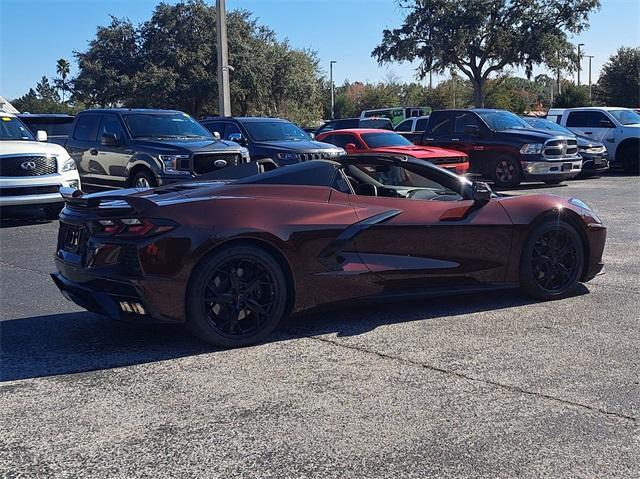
xmin=361 ymin=132 xmax=413 ymax=148
xmin=0 ymin=116 xmax=36 ymax=141
xmin=476 ymin=110 xmax=530 ymax=131
xmin=523 ymin=117 xmax=573 ymax=136
xmin=608 ymin=109 xmax=640 ymax=125
xmin=243 ymin=121 xmax=309 ymax=141
xmin=123 ymin=113 xmax=213 ymax=139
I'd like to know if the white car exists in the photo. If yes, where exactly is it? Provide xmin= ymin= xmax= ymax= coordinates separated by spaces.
xmin=547 ymin=107 xmax=640 ymax=173
xmin=0 ymin=112 xmax=80 ymax=219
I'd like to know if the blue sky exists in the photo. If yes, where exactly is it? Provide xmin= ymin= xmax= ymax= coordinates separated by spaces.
xmin=1 ymin=0 xmax=639 ymax=100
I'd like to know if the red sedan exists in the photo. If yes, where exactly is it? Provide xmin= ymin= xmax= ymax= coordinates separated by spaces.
xmin=316 ymin=128 xmax=470 ymax=175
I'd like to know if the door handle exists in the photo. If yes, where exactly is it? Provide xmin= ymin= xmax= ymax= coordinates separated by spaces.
xmin=89 ymin=148 xmax=98 ymax=156
xmin=451 ymin=138 xmax=460 ymax=141
xmin=584 ymin=131 xmax=592 ymax=135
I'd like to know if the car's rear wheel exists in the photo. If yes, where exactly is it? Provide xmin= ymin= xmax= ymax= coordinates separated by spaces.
xmin=622 ymin=145 xmax=639 ymax=174
xmin=186 ymin=245 xmax=288 ymax=348
xmin=520 ymin=219 xmax=584 ymax=300
xmin=43 ymin=204 xmax=63 ymax=220
xmin=493 ymin=156 xmax=521 ymax=189
xmin=131 ymin=169 xmax=157 ymax=188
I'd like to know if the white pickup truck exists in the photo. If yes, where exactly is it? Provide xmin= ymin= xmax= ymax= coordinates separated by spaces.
xmin=0 ymin=112 xmax=80 ymax=219
xmin=547 ymin=107 xmax=640 ymax=173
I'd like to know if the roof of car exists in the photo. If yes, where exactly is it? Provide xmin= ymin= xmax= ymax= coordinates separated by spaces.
xmin=78 ymin=108 xmax=187 ymax=115
xmin=318 ymin=128 xmax=395 ymax=135
xmin=17 ymin=113 xmax=74 ymax=118
xmin=202 ymin=116 xmax=289 ymax=122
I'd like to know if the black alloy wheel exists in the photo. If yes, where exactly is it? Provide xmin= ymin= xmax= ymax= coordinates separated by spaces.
xmin=187 ymin=245 xmax=288 ymax=348
xmin=520 ymin=219 xmax=584 ymax=300
xmin=493 ymin=156 xmax=521 ymax=189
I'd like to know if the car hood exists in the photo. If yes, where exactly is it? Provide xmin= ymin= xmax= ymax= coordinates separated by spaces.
xmin=0 ymin=140 xmax=69 ymax=157
xmin=574 ymin=135 xmax=605 ymax=148
xmin=497 ymin=128 xmax=570 ymax=142
xmin=133 ymin=138 xmax=242 ymax=154
xmin=370 ymin=145 xmax=467 ymax=159
xmin=253 ymin=139 xmax=341 ymax=152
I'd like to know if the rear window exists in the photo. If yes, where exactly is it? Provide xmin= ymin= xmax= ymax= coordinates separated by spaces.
xmin=360 ymin=118 xmax=392 ymax=130
xmin=21 ymin=119 xmax=73 ymax=137
xmin=73 ymin=114 xmax=101 ymax=141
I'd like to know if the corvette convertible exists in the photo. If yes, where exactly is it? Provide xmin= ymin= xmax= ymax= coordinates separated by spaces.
xmin=52 ymin=154 xmax=606 ymax=347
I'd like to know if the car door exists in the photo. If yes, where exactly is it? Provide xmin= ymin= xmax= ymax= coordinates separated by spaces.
xmin=421 ymin=111 xmax=459 ymax=150
xmin=92 ymin=114 xmax=130 ymax=187
xmin=344 ymin=160 xmax=513 ymax=288
xmin=566 ymin=111 xmax=611 ymax=144
xmin=67 ymin=113 xmax=102 ymax=186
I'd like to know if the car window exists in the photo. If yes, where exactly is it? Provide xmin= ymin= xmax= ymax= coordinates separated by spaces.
xmin=224 ymin=123 xmax=241 ymax=139
xmin=99 ymin=115 xmax=125 ymax=142
xmin=317 ymin=122 xmax=336 ymax=134
xmin=20 ymin=118 xmax=74 ymax=136
xmin=242 ymin=120 xmax=308 ymax=141
xmin=427 ymin=112 xmax=454 ymax=136
xmin=395 ymin=119 xmax=413 ymax=132
xmin=608 ymin=109 xmax=640 ymax=125
xmin=415 ymin=118 xmax=429 ymax=131
xmin=327 ymin=133 xmax=360 ymax=149
xmin=73 ymin=114 xmax=101 ymax=141
xmin=454 ymin=112 xmax=480 ymax=134
xmin=203 ymin=121 xmax=225 ymax=136
xmin=0 ymin=116 xmax=35 ymax=141
xmin=361 ymin=132 xmax=412 ymax=148
xmin=566 ymin=111 xmax=610 ymax=128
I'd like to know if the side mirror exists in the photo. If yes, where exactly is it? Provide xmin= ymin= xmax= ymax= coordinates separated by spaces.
xmin=212 ymin=131 xmax=221 ymax=140
xmin=36 ymin=130 xmax=47 ymax=142
xmin=101 ymin=133 xmax=118 ymax=146
xmin=345 ymin=142 xmax=357 ymax=152
xmin=464 ymin=124 xmax=480 ymax=135
xmin=599 ymin=119 xmax=614 ymax=128
xmin=355 ymin=183 xmax=378 ymax=196
xmin=308 ymin=132 xmax=316 ymax=140
xmin=228 ymin=132 xmax=245 ymax=145
xmin=472 ymin=181 xmax=492 ymax=205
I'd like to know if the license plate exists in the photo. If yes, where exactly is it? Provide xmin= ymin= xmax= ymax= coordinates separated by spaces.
xmin=562 ymin=163 xmax=572 ymax=171
xmin=62 ymin=224 xmax=83 ymax=253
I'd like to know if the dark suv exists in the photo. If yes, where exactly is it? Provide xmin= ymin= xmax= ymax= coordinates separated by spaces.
xmin=201 ymin=117 xmax=345 ymax=165
xmin=65 ymin=109 xmax=248 ymax=189
xmin=315 ymin=117 xmax=393 ymax=135
xmin=418 ymin=109 xmax=583 ymax=188
xmin=18 ymin=113 xmax=75 ymax=146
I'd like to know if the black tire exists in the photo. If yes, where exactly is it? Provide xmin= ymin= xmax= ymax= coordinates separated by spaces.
xmin=492 ymin=155 xmax=522 ymax=189
xmin=544 ymin=179 xmax=564 ymax=185
xmin=520 ymin=219 xmax=584 ymax=300
xmin=43 ymin=204 xmax=63 ymax=220
xmin=622 ymin=146 xmax=639 ymax=175
xmin=131 ymin=169 xmax=157 ymax=188
xmin=186 ymin=245 xmax=289 ymax=348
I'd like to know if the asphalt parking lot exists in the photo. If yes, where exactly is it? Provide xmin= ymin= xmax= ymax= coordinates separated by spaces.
xmin=1 ymin=174 xmax=638 ymax=478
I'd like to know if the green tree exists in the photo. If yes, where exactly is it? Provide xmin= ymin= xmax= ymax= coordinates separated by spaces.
xmin=553 ymin=83 xmax=590 ymax=108
xmin=55 ymin=58 xmax=72 ymax=102
xmin=596 ymin=47 xmax=640 ymax=107
xmin=372 ymin=0 xmax=600 ymax=107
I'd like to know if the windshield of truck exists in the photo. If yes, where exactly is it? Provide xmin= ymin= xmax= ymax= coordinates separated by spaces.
xmin=243 ymin=120 xmax=309 ymax=141
xmin=124 ymin=113 xmax=213 ymax=139
xmin=0 ymin=116 xmax=36 ymax=141
xmin=476 ymin=110 xmax=530 ymax=131
xmin=608 ymin=109 xmax=640 ymax=126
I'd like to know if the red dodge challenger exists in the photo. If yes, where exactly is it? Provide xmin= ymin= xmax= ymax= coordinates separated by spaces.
xmin=316 ymin=128 xmax=469 ymax=175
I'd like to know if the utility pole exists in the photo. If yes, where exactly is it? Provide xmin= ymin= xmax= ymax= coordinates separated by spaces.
xmin=556 ymin=51 xmax=562 ymax=96
xmin=577 ymin=43 xmax=584 ymax=86
xmin=216 ymin=0 xmax=231 ymax=116
xmin=330 ymin=60 xmax=337 ymax=119
xmin=585 ymin=54 xmax=594 ymax=102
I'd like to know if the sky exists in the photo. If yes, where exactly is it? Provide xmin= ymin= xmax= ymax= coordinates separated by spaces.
xmin=1 ymin=0 xmax=639 ymax=100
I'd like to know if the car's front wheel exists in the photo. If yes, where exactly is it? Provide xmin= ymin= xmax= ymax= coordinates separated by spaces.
xmin=492 ymin=155 xmax=522 ymax=189
xmin=186 ymin=245 xmax=289 ymax=348
xmin=520 ymin=219 xmax=584 ymax=300
xmin=131 ymin=169 xmax=157 ymax=188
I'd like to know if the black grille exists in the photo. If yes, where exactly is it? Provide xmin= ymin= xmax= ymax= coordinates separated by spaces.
xmin=193 ymin=153 xmax=241 ymax=174
xmin=58 ymin=222 xmax=88 ymax=255
xmin=0 ymin=156 xmax=57 ymax=176
xmin=118 ymin=244 xmax=142 ymax=276
xmin=0 ymin=185 xmax=60 ymax=196
xmin=297 ymin=152 xmax=332 ymax=161
xmin=432 ymin=156 xmax=466 ymax=164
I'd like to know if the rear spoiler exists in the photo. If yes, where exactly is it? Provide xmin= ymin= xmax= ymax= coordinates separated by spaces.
xmin=59 ymin=187 xmax=158 ymax=214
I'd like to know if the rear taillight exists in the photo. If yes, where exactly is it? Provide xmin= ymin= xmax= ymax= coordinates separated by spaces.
xmin=94 ymin=218 xmax=177 ymax=238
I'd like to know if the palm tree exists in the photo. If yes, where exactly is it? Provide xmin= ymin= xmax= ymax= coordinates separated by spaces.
xmin=56 ymin=58 xmax=71 ymax=102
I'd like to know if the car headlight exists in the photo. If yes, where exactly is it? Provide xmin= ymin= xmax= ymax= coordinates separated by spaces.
xmin=570 ymin=197 xmax=602 ymax=223
xmin=240 ymin=147 xmax=250 ymax=163
xmin=520 ymin=143 xmax=544 ymax=155
xmin=277 ymin=152 xmax=298 ymax=161
xmin=61 ymin=157 xmax=76 ymax=172
xmin=159 ymin=154 xmax=190 ymax=174
xmin=329 ymin=148 xmax=346 ymax=157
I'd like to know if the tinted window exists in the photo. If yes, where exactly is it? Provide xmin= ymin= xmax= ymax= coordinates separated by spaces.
xmin=415 ymin=118 xmax=429 ymax=131
xmin=224 ymin=123 xmax=241 ymax=139
xmin=100 ymin=115 xmax=125 ymax=142
xmin=454 ymin=112 xmax=480 ymax=134
xmin=317 ymin=121 xmax=336 ymax=134
xmin=203 ymin=121 xmax=225 ymax=136
xmin=608 ymin=109 xmax=640 ymax=125
xmin=475 ymin=110 xmax=529 ymax=130
xmin=359 ymin=118 xmax=392 ymax=130
xmin=20 ymin=118 xmax=74 ymax=136
xmin=242 ymin=120 xmax=308 ymax=141
xmin=395 ymin=119 xmax=413 ymax=132
xmin=361 ymin=132 xmax=413 ymax=148
xmin=73 ymin=114 xmax=101 ymax=141
xmin=124 ymin=113 xmax=212 ymax=139
xmin=427 ymin=112 xmax=454 ymax=136
xmin=326 ymin=133 xmax=360 ymax=149
xmin=523 ymin=117 xmax=574 ymax=136
xmin=566 ymin=111 xmax=610 ymax=128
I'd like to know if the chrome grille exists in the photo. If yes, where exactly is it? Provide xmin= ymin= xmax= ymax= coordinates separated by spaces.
xmin=297 ymin=152 xmax=332 ymax=161
xmin=0 ymin=155 xmax=57 ymax=177
xmin=193 ymin=153 xmax=241 ymax=174
xmin=543 ymin=139 xmax=578 ymax=158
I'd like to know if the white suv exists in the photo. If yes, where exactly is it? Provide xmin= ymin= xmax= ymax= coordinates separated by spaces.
xmin=547 ymin=107 xmax=640 ymax=173
xmin=0 ymin=112 xmax=80 ymax=219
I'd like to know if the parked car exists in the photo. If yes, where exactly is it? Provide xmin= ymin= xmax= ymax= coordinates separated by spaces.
xmin=361 ymin=106 xmax=431 ymax=126
xmin=200 ymin=116 xmax=345 ymax=165
xmin=418 ymin=109 xmax=583 ymax=188
xmin=0 ymin=113 xmax=80 ymax=219
xmin=394 ymin=115 xmax=430 ymax=143
xmin=523 ymin=116 xmax=609 ymax=176
xmin=316 ymin=128 xmax=469 ymax=175
xmin=52 ymin=155 xmax=606 ymax=348
xmin=18 ymin=113 xmax=75 ymax=146
xmin=64 ymin=109 xmax=249 ymax=189
xmin=315 ymin=117 xmax=393 ymax=135
xmin=547 ymin=107 xmax=640 ymax=173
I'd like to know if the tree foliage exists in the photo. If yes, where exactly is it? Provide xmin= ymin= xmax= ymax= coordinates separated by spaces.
xmin=553 ymin=83 xmax=590 ymax=108
xmin=12 ymin=76 xmax=78 ymax=114
xmin=595 ymin=47 xmax=640 ymax=107
xmin=372 ymin=0 xmax=600 ymax=107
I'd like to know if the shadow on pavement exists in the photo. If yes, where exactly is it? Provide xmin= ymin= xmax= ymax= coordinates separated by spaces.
xmin=0 ymin=207 xmax=54 ymax=229
xmin=1 ymin=286 xmax=588 ymax=382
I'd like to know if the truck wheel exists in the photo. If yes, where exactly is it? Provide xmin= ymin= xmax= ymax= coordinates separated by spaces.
xmin=131 ymin=169 xmax=157 ymax=188
xmin=492 ymin=156 xmax=522 ymax=189
xmin=622 ymin=147 xmax=639 ymax=174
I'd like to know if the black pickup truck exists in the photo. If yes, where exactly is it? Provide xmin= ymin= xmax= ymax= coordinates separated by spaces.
xmin=418 ymin=109 xmax=583 ymax=188
xmin=65 ymin=109 xmax=249 ymax=189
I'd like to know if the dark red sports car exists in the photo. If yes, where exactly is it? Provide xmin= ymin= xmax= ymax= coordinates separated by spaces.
xmin=52 ymin=155 xmax=606 ymax=347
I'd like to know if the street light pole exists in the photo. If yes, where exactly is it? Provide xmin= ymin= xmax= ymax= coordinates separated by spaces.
xmin=216 ymin=0 xmax=231 ymax=117
xmin=586 ymin=54 xmax=594 ymax=101
xmin=330 ymin=60 xmax=337 ymax=119
xmin=577 ymin=43 xmax=584 ymax=87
